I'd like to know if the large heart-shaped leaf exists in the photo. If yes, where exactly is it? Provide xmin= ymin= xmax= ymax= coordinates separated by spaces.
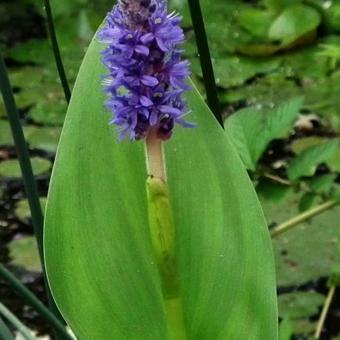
xmin=44 ymin=34 xmax=278 ymax=339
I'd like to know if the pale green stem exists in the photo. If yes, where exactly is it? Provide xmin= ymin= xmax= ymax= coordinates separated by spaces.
xmin=270 ymin=199 xmax=340 ymax=238
xmin=314 ymin=285 xmax=336 ymax=339
xmin=0 ymin=303 xmax=37 ymax=340
xmin=145 ymin=129 xmax=167 ymax=181
xmin=145 ymin=130 xmax=187 ymax=340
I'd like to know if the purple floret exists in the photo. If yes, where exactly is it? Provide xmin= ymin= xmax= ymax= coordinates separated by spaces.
xmin=98 ymin=0 xmax=193 ymax=141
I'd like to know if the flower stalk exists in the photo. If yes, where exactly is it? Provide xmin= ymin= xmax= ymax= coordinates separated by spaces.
xmin=145 ymin=134 xmax=187 ymax=339
xmin=145 ymin=128 xmax=167 ymax=181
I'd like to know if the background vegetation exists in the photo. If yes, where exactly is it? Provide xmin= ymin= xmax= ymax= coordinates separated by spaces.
xmin=0 ymin=0 xmax=340 ymax=338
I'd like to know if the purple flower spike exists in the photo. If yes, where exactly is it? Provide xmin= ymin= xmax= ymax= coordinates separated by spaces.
xmin=98 ymin=0 xmax=193 ymax=141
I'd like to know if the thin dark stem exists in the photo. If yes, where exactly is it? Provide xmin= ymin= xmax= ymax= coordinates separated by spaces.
xmin=0 ymin=316 xmax=14 ymax=340
xmin=0 ymin=264 xmax=71 ymax=340
xmin=42 ymin=0 xmax=71 ymax=103
xmin=187 ymin=0 xmax=223 ymax=126
xmin=0 ymin=56 xmax=67 ymax=332
xmin=0 ymin=56 xmax=44 ymax=264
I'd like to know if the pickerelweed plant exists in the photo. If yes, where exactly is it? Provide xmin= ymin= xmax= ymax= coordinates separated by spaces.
xmin=98 ymin=0 xmax=193 ymax=335
xmin=43 ymin=0 xmax=278 ymax=339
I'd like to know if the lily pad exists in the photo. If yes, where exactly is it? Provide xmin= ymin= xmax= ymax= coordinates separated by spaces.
xmin=268 ymin=4 xmax=321 ymax=46
xmin=261 ymin=191 xmax=340 ymax=286
xmin=15 ymin=198 xmax=47 ymax=223
xmin=4 ymin=66 xmax=67 ymax=126
xmin=278 ymin=291 xmax=325 ymax=319
xmin=28 ymin=100 xmax=67 ymax=126
xmin=8 ymin=39 xmax=53 ymax=66
xmin=0 ymin=120 xmax=13 ymax=146
xmin=0 ymin=97 xmax=6 ymax=118
xmin=0 ymin=157 xmax=51 ymax=179
xmin=211 ymin=56 xmax=280 ymax=88
xmin=8 ymin=235 xmax=41 ymax=272
xmin=24 ymin=126 xmax=62 ymax=153
xmin=238 ymin=8 xmax=276 ymax=39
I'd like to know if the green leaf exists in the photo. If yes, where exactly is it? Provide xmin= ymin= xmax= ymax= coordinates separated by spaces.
xmin=287 ymin=138 xmax=339 ymax=181
xmin=291 ymin=136 xmax=328 ymax=154
xmin=225 ymin=97 xmax=303 ymax=170
xmin=309 ymin=174 xmax=337 ymax=195
xmin=278 ymin=318 xmax=293 ymax=340
xmin=268 ymin=5 xmax=321 ymax=45
xmin=238 ymin=8 xmax=276 ymax=38
xmin=261 ymin=191 xmax=340 ymax=286
xmin=257 ymin=179 xmax=293 ymax=203
xmin=292 ymin=137 xmax=340 ymax=173
xmin=278 ymin=291 xmax=325 ymax=337
xmin=0 ymin=120 xmax=13 ymax=146
xmin=0 ymin=157 xmax=51 ymax=179
xmin=44 ymin=36 xmax=278 ymax=339
xmin=278 ymin=291 xmax=325 ymax=320
xmin=24 ymin=126 xmax=62 ymax=153
xmin=15 ymin=198 xmax=47 ymax=223
xmin=298 ymin=192 xmax=317 ymax=212
xmin=8 ymin=236 xmax=41 ymax=272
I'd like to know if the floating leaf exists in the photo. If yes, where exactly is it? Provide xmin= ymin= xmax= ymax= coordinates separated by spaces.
xmin=24 ymin=126 xmax=62 ymax=153
xmin=268 ymin=4 xmax=321 ymax=46
xmin=212 ymin=56 xmax=280 ymax=88
xmin=44 ymin=36 xmax=277 ymax=339
xmin=0 ymin=158 xmax=51 ymax=179
xmin=278 ymin=291 xmax=325 ymax=319
xmin=0 ymin=120 xmax=13 ymax=146
xmin=8 ymin=235 xmax=41 ymax=272
xmin=261 ymin=191 xmax=340 ymax=286
xmin=238 ymin=8 xmax=275 ymax=38
xmin=15 ymin=198 xmax=47 ymax=223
